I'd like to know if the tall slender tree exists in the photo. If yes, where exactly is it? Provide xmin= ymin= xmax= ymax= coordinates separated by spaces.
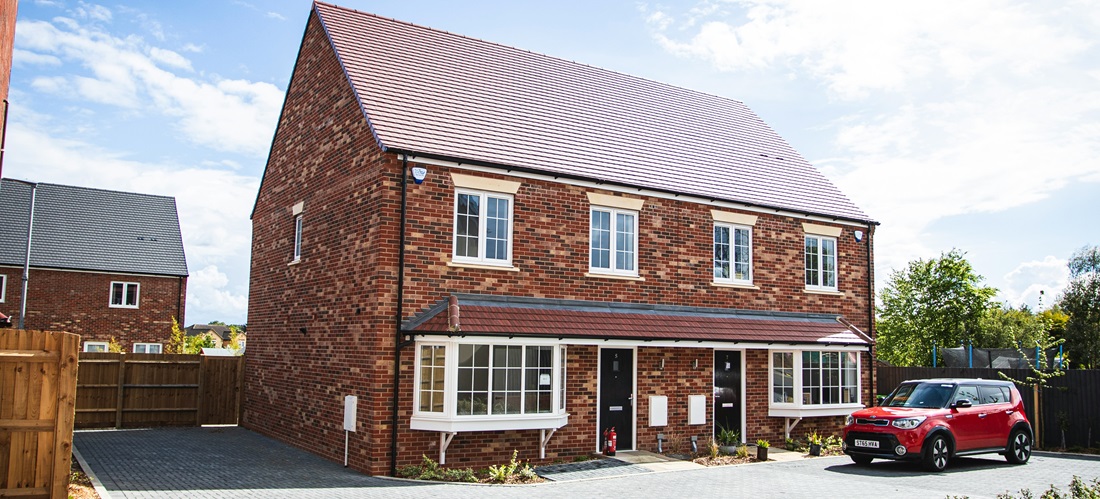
xmin=1057 ymin=245 xmax=1100 ymax=368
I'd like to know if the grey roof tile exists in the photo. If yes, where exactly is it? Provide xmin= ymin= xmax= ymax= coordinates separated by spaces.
xmin=313 ymin=2 xmax=873 ymax=223
xmin=0 ymin=179 xmax=188 ymax=277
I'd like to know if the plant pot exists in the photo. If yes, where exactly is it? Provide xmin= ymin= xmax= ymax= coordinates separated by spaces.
xmin=719 ymin=445 xmax=737 ymax=455
xmin=756 ymin=446 xmax=768 ymax=461
xmin=809 ymin=443 xmax=821 ymax=456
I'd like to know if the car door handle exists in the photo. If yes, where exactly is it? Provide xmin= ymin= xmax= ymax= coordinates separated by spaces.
xmin=979 ymin=413 xmax=987 ymax=418
xmin=1006 ymin=410 xmax=1014 ymax=415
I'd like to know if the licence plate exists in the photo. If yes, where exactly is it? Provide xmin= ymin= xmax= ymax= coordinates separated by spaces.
xmin=854 ymin=439 xmax=879 ymax=449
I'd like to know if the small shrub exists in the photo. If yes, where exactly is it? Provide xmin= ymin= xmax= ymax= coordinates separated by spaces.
xmin=735 ymin=444 xmax=750 ymax=459
xmin=572 ymin=455 xmax=592 ymax=463
xmin=443 ymin=467 xmax=477 ymax=483
xmin=708 ymin=439 xmax=720 ymax=459
xmin=397 ymin=455 xmax=476 ymax=483
xmin=785 ymin=437 xmax=798 ymax=451
xmin=756 ymin=439 xmax=770 ymax=449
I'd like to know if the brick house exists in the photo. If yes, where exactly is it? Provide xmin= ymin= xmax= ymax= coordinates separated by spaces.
xmin=246 ymin=2 xmax=877 ymax=476
xmin=0 ymin=179 xmax=188 ymax=352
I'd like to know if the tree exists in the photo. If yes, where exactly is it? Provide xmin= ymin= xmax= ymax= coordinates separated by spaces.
xmin=165 ymin=317 xmax=186 ymax=354
xmin=876 ymin=249 xmax=998 ymax=366
xmin=1057 ymin=245 xmax=1100 ymax=368
xmin=976 ymin=304 xmax=1055 ymax=350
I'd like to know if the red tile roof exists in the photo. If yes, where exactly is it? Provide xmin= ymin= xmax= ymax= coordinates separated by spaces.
xmin=406 ymin=295 xmax=869 ymax=345
xmin=313 ymin=2 xmax=873 ymax=223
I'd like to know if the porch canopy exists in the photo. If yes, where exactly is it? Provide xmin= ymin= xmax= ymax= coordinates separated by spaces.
xmin=403 ymin=294 xmax=871 ymax=346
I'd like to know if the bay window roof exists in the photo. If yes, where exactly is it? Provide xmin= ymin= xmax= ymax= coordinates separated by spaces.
xmin=404 ymin=294 xmax=871 ymax=346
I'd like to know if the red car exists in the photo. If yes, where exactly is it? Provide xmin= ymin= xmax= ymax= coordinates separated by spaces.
xmin=843 ymin=379 xmax=1032 ymax=471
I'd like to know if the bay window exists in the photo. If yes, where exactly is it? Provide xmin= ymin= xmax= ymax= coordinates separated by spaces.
xmin=770 ymin=349 xmax=862 ymax=417
xmin=412 ymin=340 xmax=569 ymax=432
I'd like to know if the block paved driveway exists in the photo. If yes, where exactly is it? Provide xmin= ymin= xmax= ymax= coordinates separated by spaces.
xmin=75 ymin=427 xmax=1100 ymax=499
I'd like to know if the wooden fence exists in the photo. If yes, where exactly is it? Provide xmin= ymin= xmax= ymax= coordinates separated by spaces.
xmin=878 ymin=366 xmax=1100 ymax=450
xmin=1 ymin=330 xmax=80 ymax=499
xmin=75 ymin=353 xmax=243 ymax=428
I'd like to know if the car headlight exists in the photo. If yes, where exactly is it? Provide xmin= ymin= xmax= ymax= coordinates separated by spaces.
xmin=891 ymin=416 xmax=927 ymax=429
xmin=845 ymin=415 xmax=855 ymax=426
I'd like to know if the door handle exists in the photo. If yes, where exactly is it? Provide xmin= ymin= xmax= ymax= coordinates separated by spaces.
xmin=979 ymin=413 xmax=987 ymax=418
xmin=1006 ymin=410 xmax=1014 ymax=415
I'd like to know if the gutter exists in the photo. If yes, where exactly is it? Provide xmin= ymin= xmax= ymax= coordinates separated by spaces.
xmin=11 ymin=179 xmax=38 ymax=330
xmin=866 ymin=223 xmax=876 ymax=398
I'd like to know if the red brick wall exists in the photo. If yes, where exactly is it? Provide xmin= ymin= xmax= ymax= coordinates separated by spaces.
xmin=247 ymin=10 xmax=876 ymax=476
xmin=0 ymin=266 xmax=185 ymax=349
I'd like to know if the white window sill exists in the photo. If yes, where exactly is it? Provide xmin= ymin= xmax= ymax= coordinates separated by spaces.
xmin=584 ymin=272 xmax=645 ymax=281
xmin=288 ymin=259 xmax=301 ymax=266
xmin=410 ymin=412 xmax=569 ymax=432
xmin=768 ymin=403 xmax=863 ymax=418
xmin=711 ymin=281 xmax=758 ymax=290
xmin=447 ymin=261 xmax=520 ymax=272
xmin=108 ymin=305 xmax=140 ymax=309
xmin=804 ymin=288 xmax=844 ymax=297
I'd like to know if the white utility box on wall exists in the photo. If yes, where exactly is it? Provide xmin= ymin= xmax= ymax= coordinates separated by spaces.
xmin=649 ymin=395 xmax=668 ymax=426
xmin=687 ymin=394 xmax=706 ymax=425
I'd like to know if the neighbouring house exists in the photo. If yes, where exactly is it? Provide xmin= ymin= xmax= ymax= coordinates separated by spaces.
xmin=186 ymin=323 xmax=244 ymax=349
xmin=246 ymin=1 xmax=877 ymax=476
xmin=0 ymin=179 xmax=188 ymax=353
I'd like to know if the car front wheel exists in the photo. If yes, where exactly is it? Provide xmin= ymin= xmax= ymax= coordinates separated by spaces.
xmin=1005 ymin=429 xmax=1031 ymax=464
xmin=922 ymin=435 xmax=950 ymax=472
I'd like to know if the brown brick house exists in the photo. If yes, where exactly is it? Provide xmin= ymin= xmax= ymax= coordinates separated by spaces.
xmin=246 ymin=1 xmax=877 ymax=476
xmin=0 ymin=179 xmax=188 ymax=352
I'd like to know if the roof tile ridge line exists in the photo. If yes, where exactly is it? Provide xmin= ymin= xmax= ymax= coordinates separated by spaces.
xmin=313 ymin=2 xmax=389 ymax=154
xmin=320 ymin=1 xmax=747 ymax=107
xmin=402 ymin=296 xmax=450 ymax=331
xmin=13 ymin=179 xmax=177 ymax=201
xmin=835 ymin=316 xmax=874 ymax=344
xmin=449 ymin=292 xmax=841 ymax=321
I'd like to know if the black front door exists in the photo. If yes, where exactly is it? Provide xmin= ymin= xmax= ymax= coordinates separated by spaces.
xmin=599 ymin=348 xmax=634 ymax=451
xmin=714 ymin=350 xmax=742 ymax=440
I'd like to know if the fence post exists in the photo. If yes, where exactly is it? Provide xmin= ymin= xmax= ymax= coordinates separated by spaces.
xmin=115 ymin=355 xmax=126 ymax=428
xmin=51 ymin=332 xmax=79 ymax=499
xmin=196 ymin=355 xmax=206 ymax=426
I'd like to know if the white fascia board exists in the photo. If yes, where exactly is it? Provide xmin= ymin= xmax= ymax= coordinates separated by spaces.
xmin=412 ymin=335 xmax=868 ymax=351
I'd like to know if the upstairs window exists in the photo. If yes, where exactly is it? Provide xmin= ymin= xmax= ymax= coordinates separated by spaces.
xmin=714 ymin=223 xmax=752 ymax=284
xmin=453 ymin=190 xmax=513 ymax=266
xmin=805 ymin=235 xmax=837 ymax=291
xmin=293 ymin=214 xmax=303 ymax=262
xmin=590 ymin=207 xmax=637 ymax=276
xmin=109 ymin=282 xmax=140 ymax=308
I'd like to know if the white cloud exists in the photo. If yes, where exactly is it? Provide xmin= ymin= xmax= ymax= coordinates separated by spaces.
xmin=14 ymin=18 xmax=282 ymax=156
xmin=1000 ymin=257 xmax=1069 ymax=310
xmin=266 ymin=12 xmax=286 ymax=21
xmin=74 ymin=2 xmax=112 ymax=23
xmin=187 ymin=265 xmax=250 ymax=323
xmin=181 ymin=43 xmax=204 ymax=54
xmin=12 ymin=48 xmax=61 ymax=66
xmin=148 ymin=47 xmax=193 ymax=71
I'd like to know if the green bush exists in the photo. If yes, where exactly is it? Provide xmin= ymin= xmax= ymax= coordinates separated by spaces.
xmin=396 ymin=455 xmax=476 ymax=483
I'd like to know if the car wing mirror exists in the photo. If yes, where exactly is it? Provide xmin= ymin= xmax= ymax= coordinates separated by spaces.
xmin=875 ymin=395 xmax=886 ymax=406
xmin=952 ymin=399 xmax=972 ymax=409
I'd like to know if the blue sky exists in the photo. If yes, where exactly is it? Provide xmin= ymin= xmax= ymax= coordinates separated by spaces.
xmin=6 ymin=0 xmax=1099 ymax=325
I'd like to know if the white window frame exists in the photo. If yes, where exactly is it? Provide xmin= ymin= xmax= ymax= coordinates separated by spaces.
xmin=83 ymin=341 xmax=109 ymax=353
xmin=768 ymin=348 xmax=862 ymax=417
xmin=452 ymin=189 xmax=515 ymax=267
xmin=109 ymin=281 xmax=140 ymax=309
xmin=0 ymin=274 xmax=6 ymax=303
xmin=804 ymin=234 xmax=838 ymax=292
xmin=293 ymin=214 xmax=303 ymax=262
xmin=411 ymin=338 xmax=569 ymax=433
xmin=589 ymin=206 xmax=638 ymax=276
xmin=713 ymin=223 xmax=752 ymax=285
xmin=133 ymin=343 xmax=163 ymax=354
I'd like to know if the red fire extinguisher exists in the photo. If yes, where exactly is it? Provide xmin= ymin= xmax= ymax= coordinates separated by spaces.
xmin=603 ymin=427 xmax=617 ymax=456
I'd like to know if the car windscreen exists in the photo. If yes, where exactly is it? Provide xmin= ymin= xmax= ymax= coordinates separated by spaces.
xmin=883 ymin=383 xmax=954 ymax=408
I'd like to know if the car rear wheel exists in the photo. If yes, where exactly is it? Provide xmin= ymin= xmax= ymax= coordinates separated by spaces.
xmin=850 ymin=454 xmax=873 ymax=465
xmin=922 ymin=435 xmax=949 ymax=472
xmin=1005 ymin=429 xmax=1031 ymax=464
